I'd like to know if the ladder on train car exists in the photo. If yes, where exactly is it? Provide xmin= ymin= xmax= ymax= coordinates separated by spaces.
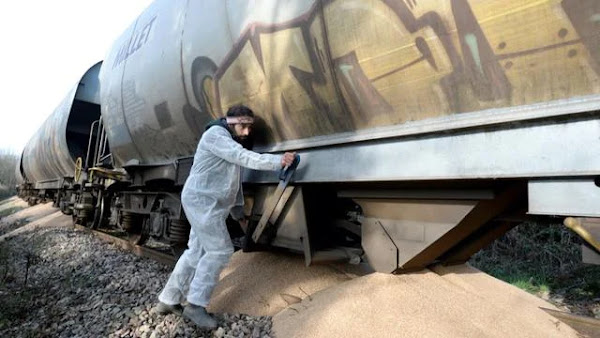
xmin=86 ymin=118 xmax=112 ymax=169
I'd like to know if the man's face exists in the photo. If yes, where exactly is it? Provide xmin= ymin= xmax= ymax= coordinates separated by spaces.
xmin=233 ymin=123 xmax=252 ymax=140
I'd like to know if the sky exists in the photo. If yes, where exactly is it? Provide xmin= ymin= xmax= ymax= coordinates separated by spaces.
xmin=0 ymin=0 xmax=154 ymax=154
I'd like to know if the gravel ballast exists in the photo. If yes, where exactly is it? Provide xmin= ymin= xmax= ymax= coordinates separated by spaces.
xmin=0 ymin=212 xmax=272 ymax=337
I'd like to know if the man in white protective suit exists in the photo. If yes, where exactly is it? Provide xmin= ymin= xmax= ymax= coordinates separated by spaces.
xmin=154 ymin=104 xmax=296 ymax=329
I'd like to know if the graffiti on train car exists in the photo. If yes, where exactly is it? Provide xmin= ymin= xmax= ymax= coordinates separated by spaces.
xmin=113 ymin=17 xmax=157 ymax=69
xmin=188 ymin=0 xmax=600 ymax=144
xmin=562 ymin=0 xmax=600 ymax=74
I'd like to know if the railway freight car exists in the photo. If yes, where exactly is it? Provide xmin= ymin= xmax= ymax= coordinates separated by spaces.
xmin=21 ymin=0 xmax=600 ymax=272
xmin=17 ymin=62 xmax=103 ymax=207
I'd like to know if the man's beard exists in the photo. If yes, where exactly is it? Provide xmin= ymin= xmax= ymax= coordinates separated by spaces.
xmin=235 ymin=135 xmax=253 ymax=149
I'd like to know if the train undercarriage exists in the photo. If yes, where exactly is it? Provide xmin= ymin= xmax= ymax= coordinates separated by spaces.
xmin=48 ymin=160 xmax=555 ymax=274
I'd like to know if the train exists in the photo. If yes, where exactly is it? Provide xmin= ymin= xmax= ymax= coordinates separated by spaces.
xmin=17 ymin=0 xmax=600 ymax=272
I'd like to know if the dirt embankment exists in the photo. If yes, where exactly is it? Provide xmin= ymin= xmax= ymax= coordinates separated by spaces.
xmin=0 ymin=201 xmax=55 ymax=237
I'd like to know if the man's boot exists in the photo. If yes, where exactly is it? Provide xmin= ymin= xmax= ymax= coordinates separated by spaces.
xmin=153 ymin=302 xmax=183 ymax=316
xmin=183 ymin=304 xmax=218 ymax=329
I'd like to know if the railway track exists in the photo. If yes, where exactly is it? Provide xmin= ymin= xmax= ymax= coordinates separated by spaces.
xmin=72 ymin=224 xmax=177 ymax=267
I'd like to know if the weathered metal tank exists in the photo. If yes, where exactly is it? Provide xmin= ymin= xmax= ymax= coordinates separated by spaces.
xmin=14 ymin=151 xmax=24 ymax=185
xmin=97 ymin=0 xmax=600 ymax=271
xmin=22 ymin=62 xmax=102 ymax=189
xmin=100 ymin=0 xmax=600 ymax=172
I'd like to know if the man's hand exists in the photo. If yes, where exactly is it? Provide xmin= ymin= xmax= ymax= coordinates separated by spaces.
xmin=281 ymin=152 xmax=296 ymax=168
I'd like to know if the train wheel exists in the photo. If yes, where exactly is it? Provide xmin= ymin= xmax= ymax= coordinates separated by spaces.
xmin=91 ymin=192 xmax=111 ymax=230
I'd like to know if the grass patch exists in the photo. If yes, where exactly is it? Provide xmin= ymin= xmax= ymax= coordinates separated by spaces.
xmin=499 ymin=275 xmax=551 ymax=294
xmin=0 ymin=206 xmax=24 ymax=218
xmin=470 ymin=221 xmax=600 ymax=315
xmin=0 ymin=197 xmax=15 ymax=207
xmin=479 ymin=266 xmax=553 ymax=295
xmin=0 ymin=194 xmax=16 ymax=205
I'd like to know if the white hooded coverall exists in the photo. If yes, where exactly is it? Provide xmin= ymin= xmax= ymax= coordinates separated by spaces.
xmin=158 ymin=125 xmax=281 ymax=307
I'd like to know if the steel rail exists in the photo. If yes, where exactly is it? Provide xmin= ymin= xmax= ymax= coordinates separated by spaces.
xmin=73 ymin=224 xmax=176 ymax=267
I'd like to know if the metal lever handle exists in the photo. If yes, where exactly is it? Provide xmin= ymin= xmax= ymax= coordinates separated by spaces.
xmin=279 ymin=154 xmax=300 ymax=181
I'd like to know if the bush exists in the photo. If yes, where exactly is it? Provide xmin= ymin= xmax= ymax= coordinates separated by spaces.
xmin=0 ymin=149 xmax=18 ymax=200
xmin=470 ymin=221 xmax=600 ymax=315
xmin=471 ymin=222 xmax=582 ymax=283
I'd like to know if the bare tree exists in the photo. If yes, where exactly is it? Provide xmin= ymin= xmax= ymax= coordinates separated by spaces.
xmin=0 ymin=148 xmax=19 ymax=199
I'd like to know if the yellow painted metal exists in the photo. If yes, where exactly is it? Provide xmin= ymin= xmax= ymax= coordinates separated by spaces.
xmin=74 ymin=157 xmax=82 ymax=182
xmin=563 ymin=217 xmax=600 ymax=252
xmin=88 ymin=167 xmax=127 ymax=182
